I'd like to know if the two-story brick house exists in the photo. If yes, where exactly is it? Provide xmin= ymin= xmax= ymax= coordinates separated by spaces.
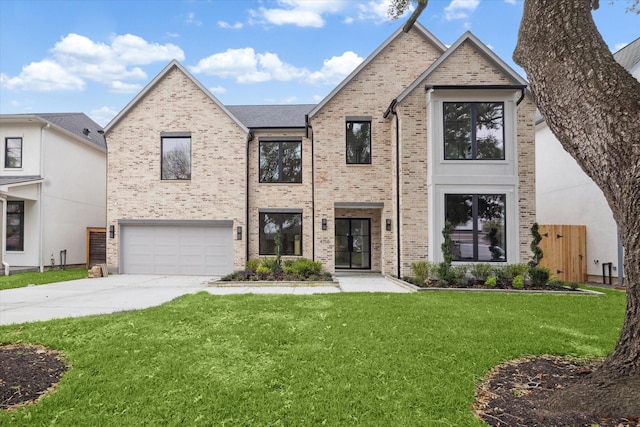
xmin=104 ymin=23 xmax=535 ymax=276
xmin=0 ymin=113 xmax=107 ymax=273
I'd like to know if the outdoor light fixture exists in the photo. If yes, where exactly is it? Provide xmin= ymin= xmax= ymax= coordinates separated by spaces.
xmin=386 ymin=219 xmax=392 ymax=231
xmin=322 ymin=218 xmax=327 ymax=230
xmin=236 ymin=226 xmax=242 ymax=240
xmin=109 ymin=225 xmax=115 ymax=239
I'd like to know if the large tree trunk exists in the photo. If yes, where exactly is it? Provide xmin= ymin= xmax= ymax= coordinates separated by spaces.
xmin=514 ymin=0 xmax=640 ymax=416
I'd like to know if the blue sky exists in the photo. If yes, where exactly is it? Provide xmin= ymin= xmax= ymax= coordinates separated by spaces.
xmin=1 ymin=0 xmax=637 ymax=126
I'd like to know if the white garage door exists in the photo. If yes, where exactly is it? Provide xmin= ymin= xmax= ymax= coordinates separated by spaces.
xmin=120 ymin=221 xmax=233 ymax=276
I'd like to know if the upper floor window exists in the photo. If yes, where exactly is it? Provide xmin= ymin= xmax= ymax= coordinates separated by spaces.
xmin=346 ymin=120 xmax=371 ymax=164
xmin=443 ymin=102 xmax=504 ymax=160
xmin=6 ymin=201 xmax=24 ymax=251
xmin=5 ymin=137 xmax=22 ymax=168
xmin=161 ymin=136 xmax=191 ymax=180
xmin=445 ymin=193 xmax=506 ymax=262
xmin=259 ymin=211 xmax=302 ymax=256
xmin=259 ymin=140 xmax=302 ymax=183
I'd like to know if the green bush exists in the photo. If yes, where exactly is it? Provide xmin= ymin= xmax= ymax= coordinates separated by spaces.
xmin=470 ymin=263 xmax=494 ymax=281
xmin=509 ymin=263 xmax=529 ymax=278
xmin=438 ymin=264 xmax=468 ymax=287
xmin=485 ymin=276 xmax=497 ymax=288
xmin=256 ymin=265 xmax=270 ymax=275
xmin=512 ymin=275 xmax=525 ymax=289
xmin=411 ymin=261 xmax=434 ymax=283
xmin=245 ymin=259 xmax=260 ymax=272
xmin=287 ymin=258 xmax=322 ymax=277
xmin=260 ymin=257 xmax=281 ymax=273
xmin=529 ymin=266 xmax=550 ymax=286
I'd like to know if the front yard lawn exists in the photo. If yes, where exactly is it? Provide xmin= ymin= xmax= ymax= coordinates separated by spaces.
xmin=0 ymin=288 xmax=625 ymax=426
xmin=0 ymin=269 xmax=88 ymax=291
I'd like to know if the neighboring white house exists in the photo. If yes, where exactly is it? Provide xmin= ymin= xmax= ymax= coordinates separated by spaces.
xmin=536 ymin=37 xmax=639 ymax=283
xmin=0 ymin=113 xmax=107 ymax=273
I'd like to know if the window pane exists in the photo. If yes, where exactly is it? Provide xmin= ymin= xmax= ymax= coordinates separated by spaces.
xmin=444 ymin=103 xmax=472 ymax=160
xmin=259 ymin=212 xmax=302 ymax=256
xmin=281 ymin=142 xmax=302 ymax=183
xmin=346 ymin=121 xmax=371 ymax=164
xmin=259 ymin=142 xmax=280 ymax=183
xmin=5 ymin=137 xmax=22 ymax=168
xmin=162 ymin=137 xmax=191 ymax=180
xmin=6 ymin=201 xmax=24 ymax=251
xmin=477 ymin=195 xmax=506 ymax=261
xmin=445 ymin=194 xmax=506 ymax=262
xmin=476 ymin=103 xmax=504 ymax=159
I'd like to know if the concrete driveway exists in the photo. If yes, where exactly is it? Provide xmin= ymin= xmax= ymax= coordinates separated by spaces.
xmin=0 ymin=273 xmax=408 ymax=326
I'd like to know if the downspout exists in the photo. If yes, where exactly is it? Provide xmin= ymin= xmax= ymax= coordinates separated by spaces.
xmin=516 ymin=87 xmax=526 ymax=106
xmin=0 ymin=196 xmax=9 ymax=275
xmin=39 ymin=123 xmax=49 ymax=272
xmin=384 ymin=99 xmax=401 ymax=278
xmin=246 ymin=131 xmax=253 ymax=265
xmin=306 ymin=114 xmax=315 ymax=261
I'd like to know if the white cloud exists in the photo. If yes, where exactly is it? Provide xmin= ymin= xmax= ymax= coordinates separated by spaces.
xmin=307 ymin=51 xmax=364 ymax=85
xmin=190 ymin=48 xmax=308 ymax=83
xmin=357 ymin=0 xmax=409 ymax=23
xmin=444 ymin=0 xmax=480 ymax=20
xmin=90 ymin=106 xmax=118 ymax=127
xmin=1 ymin=60 xmax=85 ymax=91
xmin=614 ymin=42 xmax=629 ymax=52
xmin=110 ymin=81 xmax=143 ymax=93
xmin=165 ymin=32 xmax=180 ymax=38
xmin=504 ymin=0 xmax=516 ymax=4
xmin=209 ymin=86 xmax=227 ymax=95
xmin=186 ymin=12 xmax=202 ymax=26
xmin=250 ymin=0 xmax=345 ymax=28
xmin=0 ymin=33 xmax=184 ymax=92
xmin=218 ymin=21 xmax=243 ymax=29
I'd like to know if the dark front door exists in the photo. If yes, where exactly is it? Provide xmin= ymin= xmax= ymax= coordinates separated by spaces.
xmin=335 ymin=218 xmax=371 ymax=269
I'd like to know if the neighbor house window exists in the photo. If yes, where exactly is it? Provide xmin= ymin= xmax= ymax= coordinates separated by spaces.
xmin=6 ymin=201 xmax=24 ymax=251
xmin=259 ymin=212 xmax=302 ymax=256
xmin=346 ymin=120 xmax=371 ymax=164
xmin=445 ymin=194 xmax=506 ymax=262
xmin=5 ymin=137 xmax=22 ymax=168
xmin=443 ymin=102 xmax=504 ymax=160
xmin=259 ymin=140 xmax=302 ymax=183
xmin=161 ymin=136 xmax=191 ymax=180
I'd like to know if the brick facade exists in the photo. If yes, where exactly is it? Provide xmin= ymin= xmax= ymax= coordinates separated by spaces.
xmin=105 ymin=24 xmax=536 ymax=276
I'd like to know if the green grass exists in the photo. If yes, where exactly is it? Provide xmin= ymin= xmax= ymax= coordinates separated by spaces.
xmin=0 ymin=288 xmax=626 ymax=426
xmin=0 ymin=269 xmax=88 ymax=290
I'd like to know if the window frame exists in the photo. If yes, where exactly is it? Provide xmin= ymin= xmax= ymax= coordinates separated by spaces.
xmin=258 ymin=211 xmax=303 ymax=256
xmin=345 ymin=119 xmax=372 ymax=165
xmin=444 ymin=193 xmax=507 ymax=263
xmin=443 ymin=102 xmax=505 ymax=161
xmin=161 ymin=135 xmax=192 ymax=180
xmin=258 ymin=139 xmax=302 ymax=184
xmin=5 ymin=137 xmax=23 ymax=168
xmin=6 ymin=201 xmax=25 ymax=252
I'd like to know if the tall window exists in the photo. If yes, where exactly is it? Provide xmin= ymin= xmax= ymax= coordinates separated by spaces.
xmin=259 ymin=141 xmax=302 ymax=183
xmin=6 ymin=201 xmax=24 ymax=251
xmin=346 ymin=120 xmax=371 ymax=164
xmin=259 ymin=212 xmax=302 ymax=256
xmin=161 ymin=136 xmax=191 ymax=180
xmin=5 ymin=137 xmax=22 ymax=168
xmin=443 ymin=102 xmax=504 ymax=160
xmin=445 ymin=194 xmax=506 ymax=262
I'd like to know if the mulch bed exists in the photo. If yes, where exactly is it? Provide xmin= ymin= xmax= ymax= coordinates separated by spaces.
xmin=0 ymin=344 xmax=68 ymax=410
xmin=474 ymin=355 xmax=640 ymax=426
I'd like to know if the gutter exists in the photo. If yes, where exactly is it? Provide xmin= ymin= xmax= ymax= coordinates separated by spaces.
xmin=425 ymin=84 xmax=528 ymax=106
xmin=246 ymin=132 xmax=253 ymax=265
xmin=384 ymin=99 xmax=402 ymax=278
xmin=39 ymin=123 xmax=50 ymax=272
xmin=306 ymin=114 xmax=315 ymax=261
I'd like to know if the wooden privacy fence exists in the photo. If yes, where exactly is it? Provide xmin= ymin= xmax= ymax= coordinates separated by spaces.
xmin=86 ymin=227 xmax=106 ymax=268
xmin=538 ymin=224 xmax=587 ymax=283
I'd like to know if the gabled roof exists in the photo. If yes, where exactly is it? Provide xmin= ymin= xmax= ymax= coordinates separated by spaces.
xmin=613 ymin=37 xmax=640 ymax=80
xmin=104 ymin=60 xmax=249 ymax=134
xmin=308 ymin=22 xmax=446 ymax=119
xmin=396 ymin=31 xmax=528 ymax=104
xmin=0 ymin=113 xmax=106 ymax=151
xmin=227 ymin=104 xmax=315 ymax=129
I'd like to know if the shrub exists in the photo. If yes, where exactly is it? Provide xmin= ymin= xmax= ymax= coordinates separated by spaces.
xmin=411 ymin=261 xmax=434 ymax=283
xmin=470 ymin=263 xmax=494 ymax=281
xmin=529 ymin=222 xmax=544 ymax=269
xmin=512 ymin=275 xmax=525 ymax=289
xmin=495 ymin=265 xmax=514 ymax=282
xmin=256 ymin=265 xmax=270 ymax=275
xmin=260 ymin=257 xmax=281 ymax=273
xmin=245 ymin=259 xmax=260 ymax=272
xmin=485 ymin=276 xmax=497 ymax=288
xmin=287 ymin=258 xmax=322 ymax=277
xmin=529 ymin=266 xmax=550 ymax=286
xmin=509 ymin=263 xmax=529 ymax=278
xmin=438 ymin=264 xmax=468 ymax=287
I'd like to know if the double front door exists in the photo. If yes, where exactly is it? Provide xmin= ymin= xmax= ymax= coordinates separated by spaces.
xmin=335 ymin=218 xmax=371 ymax=269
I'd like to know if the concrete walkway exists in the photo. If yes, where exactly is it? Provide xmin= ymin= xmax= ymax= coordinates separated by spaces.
xmin=0 ymin=273 xmax=408 ymax=325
